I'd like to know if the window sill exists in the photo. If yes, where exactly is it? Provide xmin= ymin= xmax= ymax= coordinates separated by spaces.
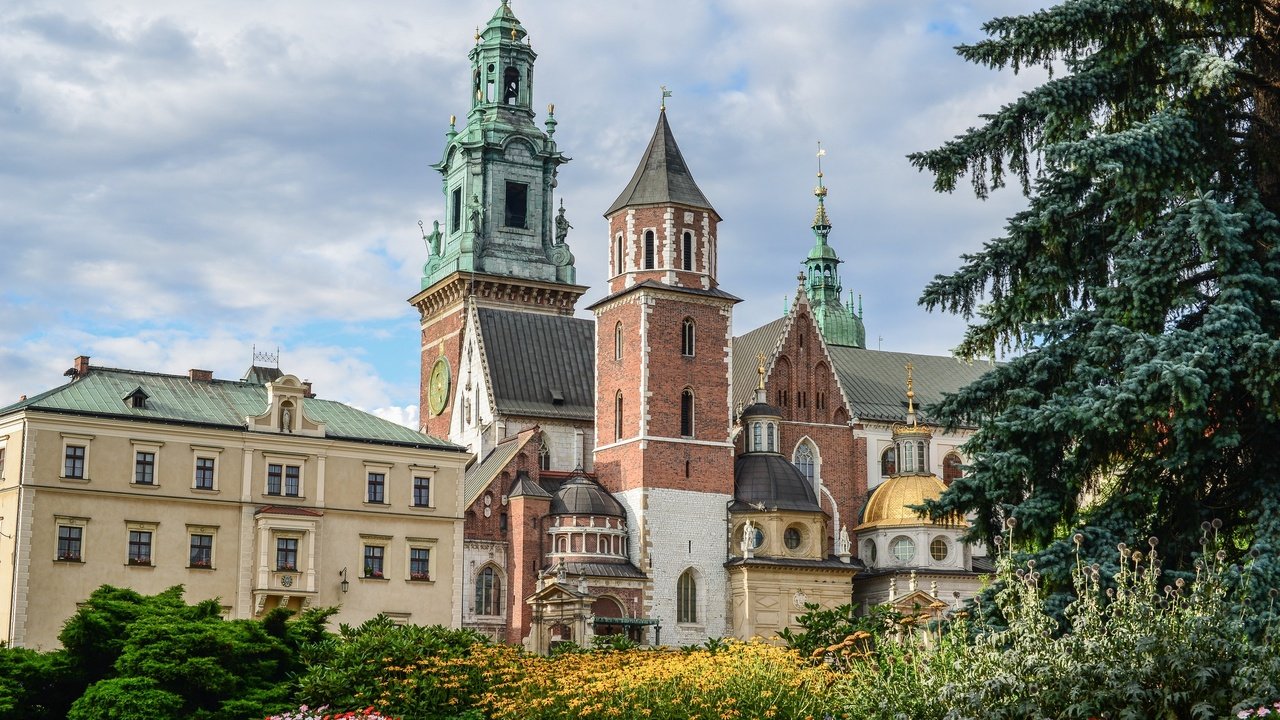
xmin=126 ymin=562 xmax=154 ymax=569
xmin=55 ymin=557 xmax=83 ymax=564
xmin=360 ymin=576 xmax=389 ymax=582
xmin=264 ymin=494 xmax=305 ymax=501
xmin=406 ymin=577 xmax=434 ymax=584
xmin=131 ymin=482 xmax=160 ymax=490
xmin=192 ymin=487 xmax=219 ymax=494
xmin=188 ymin=565 xmax=215 ymax=571
xmin=362 ymin=501 xmax=389 ymax=508
xmin=410 ymin=504 xmax=435 ymax=511
xmin=60 ymin=476 xmax=90 ymax=483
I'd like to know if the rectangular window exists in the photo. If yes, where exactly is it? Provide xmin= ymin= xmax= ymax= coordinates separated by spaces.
xmin=194 ymin=457 xmax=215 ymax=490
xmin=504 ymin=181 xmax=528 ymax=229
xmin=0 ymin=446 xmax=6 ymax=478
xmin=65 ymin=445 xmax=86 ymax=479
xmin=134 ymin=451 xmax=155 ymax=485
xmin=267 ymin=464 xmax=282 ymax=495
xmin=363 ymin=545 xmax=385 ymax=578
xmin=413 ymin=476 xmax=431 ymax=507
xmin=284 ymin=466 xmax=300 ymax=496
xmin=189 ymin=534 xmax=213 ymax=568
xmin=450 ymin=186 xmax=462 ymax=233
xmin=57 ymin=526 xmax=83 ymax=561
xmin=128 ymin=531 xmax=152 ymax=565
xmin=276 ymin=538 xmax=298 ymax=571
xmin=367 ymin=472 xmax=386 ymax=504
xmin=409 ymin=548 xmax=430 ymax=580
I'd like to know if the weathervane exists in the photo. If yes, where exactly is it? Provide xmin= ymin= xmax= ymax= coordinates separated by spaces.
xmin=660 ymin=85 xmax=672 ymax=110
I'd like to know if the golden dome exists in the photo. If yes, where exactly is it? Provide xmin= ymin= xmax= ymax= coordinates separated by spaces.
xmin=856 ymin=473 xmax=957 ymax=531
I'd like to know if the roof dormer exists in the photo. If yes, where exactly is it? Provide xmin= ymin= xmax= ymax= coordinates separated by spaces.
xmin=247 ymin=374 xmax=325 ymax=437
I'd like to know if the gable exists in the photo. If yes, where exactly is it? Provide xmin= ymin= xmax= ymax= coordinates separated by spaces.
xmin=476 ymin=307 xmax=595 ymax=421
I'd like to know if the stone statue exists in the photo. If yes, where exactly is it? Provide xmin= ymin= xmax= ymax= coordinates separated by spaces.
xmin=836 ymin=525 xmax=851 ymax=556
xmin=555 ymin=201 xmax=572 ymax=245
xmin=576 ymin=575 xmax=587 ymax=594
xmin=740 ymin=519 xmax=756 ymax=556
xmin=422 ymin=220 xmax=442 ymax=258
xmin=468 ymin=194 xmax=486 ymax=261
xmin=554 ymin=559 xmax=567 ymax=583
xmin=281 ymin=407 xmax=292 ymax=433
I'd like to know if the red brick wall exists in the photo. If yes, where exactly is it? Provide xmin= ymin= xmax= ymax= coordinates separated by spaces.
xmin=606 ymin=206 xmax=718 ymax=294
xmin=419 ymin=303 xmax=466 ymax=440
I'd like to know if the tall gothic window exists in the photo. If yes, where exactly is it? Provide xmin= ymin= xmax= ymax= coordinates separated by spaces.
xmin=681 ymin=317 xmax=695 ymax=356
xmin=682 ymin=231 xmax=693 ymax=271
xmin=539 ymin=433 xmax=552 ymax=471
xmin=794 ymin=441 xmax=815 ymax=487
xmin=680 ymin=389 xmax=694 ymax=437
xmin=615 ymin=234 xmax=624 ymax=275
xmin=644 ymin=230 xmax=655 ymax=269
xmin=475 ymin=566 xmax=502 ymax=615
xmin=942 ymin=452 xmax=964 ymax=486
xmin=503 ymin=66 xmax=519 ymax=104
xmin=614 ymin=322 xmax=623 ymax=361
xmin=677 ymin=569 xmax=697 ymax=623
xmin=614 ymin=391 xmax=624 ymax=441
xmin=881 ymin=446 xmax=896 ymax=477
xmin=752 ymin=422 xmax=763 ymax=451
xmin=766 ymin=422 xmax=776 ymax=452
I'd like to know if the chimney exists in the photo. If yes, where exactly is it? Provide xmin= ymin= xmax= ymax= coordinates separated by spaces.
xmin=74 ymin=356 xmax=90 ymax=375
xmin=302 ymin=380 xmax=315 ymax=398
xmin=189 ymin=369 xmax=213 ymax=383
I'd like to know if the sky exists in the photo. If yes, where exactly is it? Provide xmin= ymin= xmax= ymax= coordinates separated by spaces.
xmin=0 ymin=0 xmax=1050 ymax=430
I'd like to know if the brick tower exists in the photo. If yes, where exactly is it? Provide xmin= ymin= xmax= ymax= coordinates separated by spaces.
xmin=408 ymin=0 xmax=586 ymax=439
xmin=589 ymin=106 xmax=740 ymax=644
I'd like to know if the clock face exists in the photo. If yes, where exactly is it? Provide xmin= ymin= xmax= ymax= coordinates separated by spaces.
xmin=428 ymin=357 xmax=451 ymax=416
xmin=280 ymin=574 xmax=293 ymax=587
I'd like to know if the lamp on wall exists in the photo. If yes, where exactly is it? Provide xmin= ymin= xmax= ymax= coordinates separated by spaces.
xmin=339 ymin=566 xmax=349 ymax=594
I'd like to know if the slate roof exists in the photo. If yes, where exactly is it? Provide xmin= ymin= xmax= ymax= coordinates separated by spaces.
xmin=550 ymin=474 xmax=626 ymax=517
xmin=732 ymin=454 xmax=823 ymax=513
xmin=585 ymin=279 xmax=741 ymax=312
xmin=464 ymin=433 xmax=534 ymax=507
xmin=562 ymin=561 xmax=647 ymax=579
xmin=731 ymin=318 xmax=995 ymax=426
xmin=477 ymin=308 xmax=595 ymax=421
xmin=1 ymin=366 xmax=460 ymax=450
xmin=724 ymin=556 xmax=864 ymax=571
xmin=605 ymin=109 xmax=718 ymax=218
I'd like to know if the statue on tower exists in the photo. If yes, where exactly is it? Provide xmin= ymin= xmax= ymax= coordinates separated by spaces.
xmin=554 ymin=200 xmax=572 ymax=245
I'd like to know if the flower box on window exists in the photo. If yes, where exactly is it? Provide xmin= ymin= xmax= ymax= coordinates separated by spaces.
xmin=277 ymin=564 xmax=297 ymax=572
xmin=410 ymin=571 xmax=430 ymax=581
xmin=57 ymin=552 xmax=81 ymax=562
xmin=190 ymin=559 xmax=212 ymax=569
xmin=127 ymin=557 xmax=151 ymax=566
xmin=364 ymin=568 xmax=384 ymax=579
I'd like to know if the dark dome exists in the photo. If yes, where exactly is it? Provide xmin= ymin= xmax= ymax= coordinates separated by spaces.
xmin=740 ymin=401 xmax=782 ymax=420
xmin=550 ymin=474 xmax=626 ymax=517
xmin=732 ymin=454 xmax=822 ymax=512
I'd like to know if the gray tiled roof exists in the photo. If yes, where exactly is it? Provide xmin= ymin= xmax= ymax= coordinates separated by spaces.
xmin=731 ymin=318 xmax=995 ymax=426
xmin=724 ymin=556 xmax=864 ymax=571
xmin=562 ymin=561 xmax=647 ymax=579
xmin=1 ymin=367 xmax=460 ymax=450
xmin=605 ymin=109 xmax=718 ymax=217
xmin=476 ymin=308 xmax=595 ymax=421
xmin=463 ymin=434 xmax=532 ymax=507
xmin=585 ymin=279 xmax=741 ymax=312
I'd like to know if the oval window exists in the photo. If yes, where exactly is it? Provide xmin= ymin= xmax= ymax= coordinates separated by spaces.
xmin=784 ymin=527 xmax=802 ymax=550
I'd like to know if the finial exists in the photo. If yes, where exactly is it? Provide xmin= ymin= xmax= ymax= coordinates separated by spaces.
xmin=796 ymin=271 xmax=805 ymax=287
xmin=757 ymin=352 xmax=766 ymax=390
xmin=660 ymin=85 xmax=672 ymax=111
xmin=547 ymin=102 xmax=555 ymax=115
xmin=419 ymin=219 xmax=427 ymax=239
xmin=814 ymin=141 xmax=827 ymax=197
xmin=511 ymin=28 xmax=517 ymax=42
xmin=474 ymin=26 xmax=480 ymax=42
xmin=905 ymin=362 xmax=916 ymax=426
xmin=449 ymin=114 xmax=456 ymax=129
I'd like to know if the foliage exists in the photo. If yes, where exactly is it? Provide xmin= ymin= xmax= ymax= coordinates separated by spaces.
xmin=476 ymin=640 xmax=838 ymax=720
xmin=909 ymin=0 xmax=1280 ymax=585
xmin=777 ymin=602 xmax=901 ymax=660
xmin=65 ymin=677 xmax=185 ymax=720
xmin=831 ymin=528 xmax=1280 ymax=719
xmin=590 ymin=633 xmax=640 ymax=651
xmin=294 ymin=616 xmax=491 ymax=719
xmin=0 ymin=644 xmax=76 ymax=720
xmin=266 ymin=705 xmax=403 ymax=720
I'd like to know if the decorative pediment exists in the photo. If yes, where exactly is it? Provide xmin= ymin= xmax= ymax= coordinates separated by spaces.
xmin=246 ymin=374 xmax=325 ymax=437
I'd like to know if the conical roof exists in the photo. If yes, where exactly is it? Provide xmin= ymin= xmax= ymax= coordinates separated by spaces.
xmin=605 ymin=109 xmax=717 ymax=217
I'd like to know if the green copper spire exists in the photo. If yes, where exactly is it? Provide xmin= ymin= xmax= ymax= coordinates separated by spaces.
xmin=420 ymin=1 xmax=577 ymax=290
xmin=803 ymin=143 xmax=865 ymax=348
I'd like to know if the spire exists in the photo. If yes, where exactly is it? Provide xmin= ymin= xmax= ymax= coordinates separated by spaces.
xmin=802 ymin=144 xmax=865 ymax=348
xmin=813 ymin=141 xmax=831 ymax=231
xmin=905 ymin=362 xmax=917 ymax=427
xmin=605 ymin=108 xmax=717 ymax=217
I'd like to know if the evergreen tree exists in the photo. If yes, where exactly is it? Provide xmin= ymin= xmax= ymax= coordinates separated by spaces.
xmin=911 ymin=1 xmax=1280 ymax=579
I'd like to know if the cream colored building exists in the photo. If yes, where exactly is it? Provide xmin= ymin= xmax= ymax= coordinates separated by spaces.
xmin=0 ymin=356 xmax=469 ymax=649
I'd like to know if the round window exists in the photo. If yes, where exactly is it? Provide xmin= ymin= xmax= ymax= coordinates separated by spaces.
xmin=891 ymin=536 xmax=915 ymax=563
xmin=863 ymin=539 xmax=877 ymax=565
xmin=784 ymin=527 xmax=802 ymax=550
xmin=741 ymin=525 xmax=764 ymax=550
xmin=930 ymin=536 xmax=949 ymax=562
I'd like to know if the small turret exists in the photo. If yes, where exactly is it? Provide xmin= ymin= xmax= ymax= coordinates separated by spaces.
xmin=802 ymin=143 xmax=865 ymax=348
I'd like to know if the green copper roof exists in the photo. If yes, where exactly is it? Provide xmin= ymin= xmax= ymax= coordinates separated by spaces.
xmin=803 ymin=171 xmax=864 ymax=347
xmin=605 ymin=109 xmax=717 ymax=217
xmin=1 ymin=367 xmax=461 ymax=451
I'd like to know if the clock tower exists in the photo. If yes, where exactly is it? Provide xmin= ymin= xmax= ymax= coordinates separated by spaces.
xmin=409 ymin=1 xmax=587 ymax=439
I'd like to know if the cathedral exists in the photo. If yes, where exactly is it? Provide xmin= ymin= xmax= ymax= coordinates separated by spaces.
xmin=409 ymin=1 xmax=993 ymax=650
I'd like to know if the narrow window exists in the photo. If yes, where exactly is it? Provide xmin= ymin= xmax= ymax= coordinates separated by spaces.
xmin=942 ymin=452 xmax=964 ymax=487
xmin=794 ymin=442 xmax=815 ymax=485
xmin=539 ymin=433 xmax=552 ymax=471
xmin=681 ymin=317 xmax=695 ymax=356
xmin=644 ymin=230 xmax=655 ymax=269
xmin=766 ymin=422 xmax=776 ymax=452
xmin=682 ymin=231 xmax=693 ymax=271
xmin=189 ymin=534 xmax=213 ymax=568
xmin=57 ymin=526 xmax=83 ymax=561
xmin=614 ymin=392 xmax=623 ymax=441
xmin=284 ymin=466 xmax=300 ymax=496
xmin=685 ymin=460 xmax=691 ymax=478
xmin=413 ymin=476 xmax=431 ymax=507
xmin=475 ymin=566 xmax=502 ymax=615
xmin=128 ymin=531 xmax=152 ymax=566
xmin=615 ymin=234 xmax=624 ymax=274
xmin=64 ymin=445 xmax=86 ymax=479
xmin=363 ymin=545 xmax=385 ymax=578
xmin=503 ymin=66 xmax=520 ymax=104
xmin=134 ymin=451 xmax=155 ymax=485
xmin=504 ymin=181 xmax=528 ymax=228
xmin=614 ymin=322 xmax=623 ymax=361
xmin=450 ymin=187 xmax=462 ymax=233
xmin=881 ymin=446 xmax=897 ymax=477
xmin=485 ymin=63 xmax=495 ymax=102
xmin=752 ymin=422 xmax=763 ymax=452
xmin=677 ymin=569 xmax=697 ymax=623
xmin=680 ymin=389 xmax=694 ymax=437
xmin=410 ymin=548 xmax=431 ymax=580
xmin=917 ymin=441 xmax=927 ymax=473
xmin=366 ymin=472 xmax=386 ymax=504
xmin=266 ymin=464 xmax=283 ymax=496
xmin=276 ymin=538 xmax=298 ymax=571
xmin=194 ymin=457 xmax=215 ymax=490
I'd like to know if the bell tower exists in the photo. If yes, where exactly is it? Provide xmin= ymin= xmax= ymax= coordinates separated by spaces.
xmin=803 ymin=144 xmax=865 ymax=348
xmin=410 ymin=0 xmax=586 ymax=440
xmin=590 ymin=105 xmax=739 ymax=644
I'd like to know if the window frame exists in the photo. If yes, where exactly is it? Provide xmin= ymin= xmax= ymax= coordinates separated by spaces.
xmin=61 ymin=434 xmax=92 ymax=480
xmin=676 ymin=569 xmax=698 ymax=624
xmin=366 ymin=471 xmax=387 ymax=504
xmin=682 ymin=231 xmax=693 ymax=271
xmin=412 ymin=475 xmax=432 ymax=508
xmin=504 ymin=181 xmax=529 ymax=229
xmin=474 ymin=565 xmax=502 ymax=614
xmin=679 ymin=388 xmax=695 ymax=438
xmin=194 ymin=456 xmax=216 ymax=491
xmin=189 ymin=531 xmax=214 ymax=569
xmin=614 ymin=391 xmax=623 ymax=441
xmin=276 ymin=537 xmax=299 ymax=572
xmin=680 ymin=317 xmax=695 ymax=357
xmin=614 ymin=321 xmax=623 ymax=361
xmin=126 ymin=523 xmax=156 ymax=566
xmin=409 ymin=545 xmax=432 ymax=581
xmin=363 ymin=544 xmax=386 ymax=579
xmin=133 ymin=450 xmax=156 ymax=486
xmin=643 ymin=230 xmax=655 ymax=269
xmin=890 ymin=535 xmax=916 ymax=563
xmin=880 ymin=446 xmax=897 ymax=477
xmin=55 ymin=517 xmax=87 ymax=562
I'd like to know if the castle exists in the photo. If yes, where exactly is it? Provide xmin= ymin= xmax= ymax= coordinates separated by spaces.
xmin=409 ymin=1 xmax=993 ymax=650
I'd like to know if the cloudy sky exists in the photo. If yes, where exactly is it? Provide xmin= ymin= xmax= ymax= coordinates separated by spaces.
xmin=0 ymin=0 xmax=1049 ymax=429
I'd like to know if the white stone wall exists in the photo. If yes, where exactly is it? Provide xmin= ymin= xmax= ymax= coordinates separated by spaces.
xmin=462 ymin=539 xmax=508 ymax=639
xmin=617 ymin=487 xmax=731 ymax=646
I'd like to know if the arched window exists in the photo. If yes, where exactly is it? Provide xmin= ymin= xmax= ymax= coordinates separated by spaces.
xmin=615 ymin=234 xmax=624 ymax=275
xmin=677 ymin=569 xmax=697 ymax=623
xmin=680 ymin=388 xmax=695 ymax=437
xmin=917 ymin=441 xmax=927 ymax=473
xmin=614 ymin=392 xmax=624 ymax=441
xmin=794 ymin=441 xmax=815 ymax=487
xmin=942 ymin=452 xmax=964 ymax=486
xmin=681 ymin=317 xmax=695 ymax=356
xmin=880 ymin=446 xmax=896 ymax=477
xmin=644 ymin=230 xmax=655 ymax=269
xmin=766 ymin=422 xmax=776 ymax=452
xmin=682 ymin=231 xmax=693 ymax=271
xmin=475 ymin=566 xmax=502 ymax=615
xmin=614 ymin=321 xmax=623 ymax=361
xmin=503 ymin=66 xmax=519 ymax=104
xmin=539 ymin=432 xmax=552 ymax=471
xmin=752 ymin=422 xmax=763 ymax=451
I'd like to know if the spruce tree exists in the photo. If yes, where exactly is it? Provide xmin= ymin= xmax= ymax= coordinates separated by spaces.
xmin=911 ymin=1 xmax=1280 ymax=577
